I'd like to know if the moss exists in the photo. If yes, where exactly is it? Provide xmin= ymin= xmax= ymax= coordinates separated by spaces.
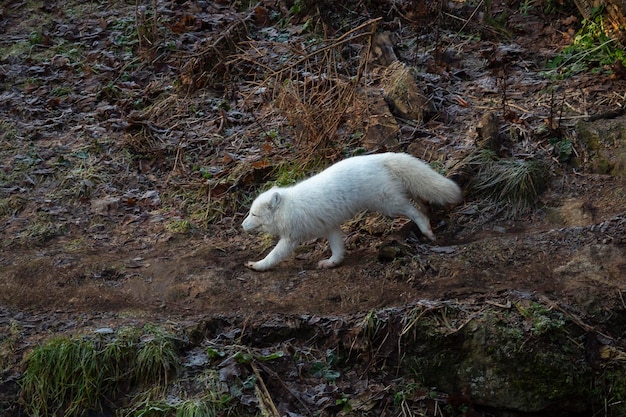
xmin=596 ymin=368 xmax=626 ymax=416
xmin=0 ymin=320 xmax=22 ymax=371
xmin=0 ymin=196 xmax=27 ymax=218
xmin=503 ymin=344 xmax=589 ymax=404
xmin=271 ymin=157 xmax=326 ymax=188
xmin=576 ymin=119 xmax=626 ymax=176
xmin=399 ymin=302 xmax=593 ymax=413
xmin=166 ymin=219 xmax=194 ymax=233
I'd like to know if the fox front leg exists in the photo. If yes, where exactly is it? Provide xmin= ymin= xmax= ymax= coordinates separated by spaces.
xmin=246 ymin=238 xmax=298 ymax=271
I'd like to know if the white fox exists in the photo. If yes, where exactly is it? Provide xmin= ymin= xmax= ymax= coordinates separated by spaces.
xmin=242 ymin=152 xmax=462 ymax=271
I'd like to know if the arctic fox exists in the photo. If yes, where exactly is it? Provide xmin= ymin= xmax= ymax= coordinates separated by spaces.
xmin=242 ymin=152 xmax=462 ymax=271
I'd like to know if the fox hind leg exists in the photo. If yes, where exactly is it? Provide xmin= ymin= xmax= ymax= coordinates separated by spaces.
xmin=317 ymin=228 xmax=346 ymax=269
xmin=400 ymin=204 xmax=436 ymax=241
xmin=378 ymin=194 xmax=436 ymax=241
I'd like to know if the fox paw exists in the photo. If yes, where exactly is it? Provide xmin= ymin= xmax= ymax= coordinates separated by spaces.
xmin=317 ymin=259 xmax=341 ymax=269
xmin=245 ymin=261 xmax=266 ymax=271
xmin=422 ymin=228 xmax=436 ymax=241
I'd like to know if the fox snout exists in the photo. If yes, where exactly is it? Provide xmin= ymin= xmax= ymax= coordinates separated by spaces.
xmin=242 ymin=215 xmax=259 ymax=232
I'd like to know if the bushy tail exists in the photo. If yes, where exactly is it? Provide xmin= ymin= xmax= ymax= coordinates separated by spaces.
xmin=384 ymin=153 xmax=462 ymax=205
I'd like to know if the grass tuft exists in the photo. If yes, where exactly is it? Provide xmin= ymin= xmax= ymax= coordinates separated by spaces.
xmin=21 ymin=337 xmax=106 ymax=416
xmin=20 ymin=325 xmax=180 ymax=417
xmin=135 ymin=325 xmax=180 ymax=387
xmin=463 ymin=150 xmax=549 ymax=216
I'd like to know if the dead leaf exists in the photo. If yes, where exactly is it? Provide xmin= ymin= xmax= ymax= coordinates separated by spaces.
xmin=170 ymin=14 xmax=197 ymax=34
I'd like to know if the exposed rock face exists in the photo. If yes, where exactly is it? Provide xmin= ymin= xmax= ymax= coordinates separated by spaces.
xmin=405 ymin=305 xmax=592 ymax=413
xmin=381 ymin=61 xmax=434 ymax=124
xmin=576 ymin=116 xmax=626 ymax=176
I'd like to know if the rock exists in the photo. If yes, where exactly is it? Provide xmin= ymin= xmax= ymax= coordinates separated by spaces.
xmin=377 ymin=239 xmax=407 ymax=262
xmin=360 ymin=87 xmax=399 ymax=150
xmin=94 ymin=327 xmax=115 ymax=334
xmin=91 ymin=197 xmax=121 ymax=215
xmin=548 ymin=198 xmax=596 ymax=226
xmin=403 ymin=302 xmax=593 ymax=413
xmin=476 ymin=111 xmax=502 ymax=152
xmin=576 ymin=116 xmax=626 ymax=176
xmin=553 ymin=244 xmax=624 ymax=283
xmin=381 ymin=61 xmax=434 ymax=123
xmin=371 ymin=32 xmax=398 ymax=66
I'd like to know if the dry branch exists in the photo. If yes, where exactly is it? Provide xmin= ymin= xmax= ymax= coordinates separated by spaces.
xmin=179 ymin=4 xmax=259 ymax=89
xmin=235 ymin=18 xmax=382 ymax=158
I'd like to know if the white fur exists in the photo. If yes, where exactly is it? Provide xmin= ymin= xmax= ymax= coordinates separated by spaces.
xmin=242 ymin=152 xmax=462 ymax=271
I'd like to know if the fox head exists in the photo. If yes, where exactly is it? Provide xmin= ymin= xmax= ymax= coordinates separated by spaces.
xmin=242 ymin=189 xmax=281 ymax=235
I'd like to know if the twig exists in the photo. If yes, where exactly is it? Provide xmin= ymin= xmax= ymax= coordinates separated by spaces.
xmin=538 ymin=295 xmax=614 ymax=341
xmin=586 ymin=107 xmax=625 ymax=122
xmin=254 ymin=360 xmax=313 ymax=416
xmin=235 ymin=17 xmax=381 ymax=97
xmin=251 ymin=362 xmax=281 ymax=417
xmin=618 ymin=289 xmax=626 ymax=310
xmin=269 ymin=17 xmax=382 ymax=79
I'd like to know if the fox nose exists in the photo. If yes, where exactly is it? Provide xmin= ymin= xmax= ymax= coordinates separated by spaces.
xmin=242 ymin=216 xmax=254 ymax=232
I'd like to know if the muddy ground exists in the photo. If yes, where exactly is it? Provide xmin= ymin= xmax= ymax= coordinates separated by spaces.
xmin=1 ymin=0 xmax=626 ymax=415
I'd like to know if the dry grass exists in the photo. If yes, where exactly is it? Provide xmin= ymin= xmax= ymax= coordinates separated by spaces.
xmin=235 ymin=18 xmax=381 ymax=160
xmin=462 ymin=150 xmax=549 ymax=217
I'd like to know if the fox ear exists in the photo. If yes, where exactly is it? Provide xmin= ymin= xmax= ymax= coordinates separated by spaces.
xmin=267 ymin=192 xmax=281 ymax=210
